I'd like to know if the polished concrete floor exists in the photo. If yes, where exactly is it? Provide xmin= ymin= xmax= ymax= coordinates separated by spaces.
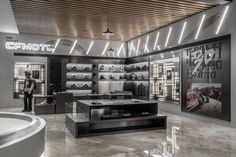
xmin=1 ymin=108 xmax=236 ymax=157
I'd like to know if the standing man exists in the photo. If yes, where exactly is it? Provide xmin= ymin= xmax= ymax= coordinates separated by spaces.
xmin=22 ymin=71 xmax=35 ymax=112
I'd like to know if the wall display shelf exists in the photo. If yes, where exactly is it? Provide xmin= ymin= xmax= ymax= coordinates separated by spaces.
xmin=124 ymin=62 xmax=150 ymax=100
xmin=98 ymin=79 xmax=127 ymax=81
xmin=66 ymin=99 xmax=166 ymax=137
xmin=14 ymin=62 xmax=46 ymax=98
xmin=98 ymin=64 xmax=127 ymax=94
xmin=66 ymin=63 xmax=98 ymax=95
xmin=150 ymin=57 xmax=180 ymax=102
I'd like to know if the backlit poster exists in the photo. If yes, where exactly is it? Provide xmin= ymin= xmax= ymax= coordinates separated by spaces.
xmin=181 ymin=37 xmax=230 ymax=121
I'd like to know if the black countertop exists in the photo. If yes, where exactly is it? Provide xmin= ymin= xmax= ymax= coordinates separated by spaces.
xmin=77 ymin=99 xmax=157 ymax=107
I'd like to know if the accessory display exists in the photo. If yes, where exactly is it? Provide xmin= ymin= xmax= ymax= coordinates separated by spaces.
xmin=109 ymin=65 xmax=115 ymax=71
xmin=84 ymin=67 xmax=90 ymax=71
xmin=71 ymin=66 xmax=77 ymax=71
xmin=110 ymin=75 xmax=115 ymax=79
xmin=83 ymin=74 xmax=89 ymax=79
xmin=100 ymin=75 xmax=105 ymax=79
xmin=100 ymin=65 xmax=105 ymax=71
xmin=71 ymin=84 xmax=77 ymax=88
xmin=92 ymin=64 xmax=97 ymax=70
xmin=83 ymin=83 xmax=89 ymax=88
xmin=120 ymin=66 xmax=124 ymax=72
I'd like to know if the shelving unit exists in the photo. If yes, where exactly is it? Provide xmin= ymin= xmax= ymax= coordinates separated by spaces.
xmin=98 ymin=64 xmax=127 ymax=94
xmin=125 ymin=62 xmax=150 ymax=100
xmin=65 ymin=63 xmax=98 ymax=95
xmin=14 ymin=62 xmax=46 ymax=98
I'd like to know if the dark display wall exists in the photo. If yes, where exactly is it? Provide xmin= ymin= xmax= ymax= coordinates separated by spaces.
xmin=48 ymin=57 xmax=62 ymax=94
xmin=181 ymin=38 xmax=231 ymax=121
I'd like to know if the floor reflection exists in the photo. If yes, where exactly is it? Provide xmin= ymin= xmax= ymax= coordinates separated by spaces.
xmin=143 ymin=125 xmax=180 ymax=157
xmin=1 ymin=107 xmax=236 ymax=157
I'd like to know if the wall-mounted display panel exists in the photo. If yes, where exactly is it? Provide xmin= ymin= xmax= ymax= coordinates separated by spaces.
xmin=181 ymin=37 xmax=230 ymax=121
xmin=150 ymin=52 xmax=180 ymax=103
xmin=14 ymin=62 xmax=46 ymax=98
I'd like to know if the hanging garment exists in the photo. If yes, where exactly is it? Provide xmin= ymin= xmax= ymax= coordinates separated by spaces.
xmin=137 ymin=83 xmax=146 ymax=97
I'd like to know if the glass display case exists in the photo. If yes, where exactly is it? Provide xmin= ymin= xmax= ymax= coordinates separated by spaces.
xmin=14 ymin=62 xmax=46 ymax=98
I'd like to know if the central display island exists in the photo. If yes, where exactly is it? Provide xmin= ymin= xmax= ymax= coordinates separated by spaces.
xmin=66 ymin=99 xmax=167 ymax=137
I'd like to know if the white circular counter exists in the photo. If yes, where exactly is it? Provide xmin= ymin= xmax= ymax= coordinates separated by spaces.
xmin=0 ymin=112 xmax=46 ymax=157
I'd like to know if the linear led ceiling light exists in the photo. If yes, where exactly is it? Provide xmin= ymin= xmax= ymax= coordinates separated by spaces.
xmin=165 ymin=27 xmax=172 ymax=47
xmin=178 ymin=21 xmax=187 ymax=44
xmin=86 ymin=41 xmax=94 ymax=55
xmin=117 ymin=43 xmax=124 ymax=56
xmin=144 ymin=35 xmax=150 ymax=53
xmin=122 ymin=44 xmax=126 ymax=57
xmin=52 ymin=39 xmax=60 ymax=53
xmin=136 ymin=39 xmax=141 ymax=55
xmin=195 ymin=14 xmax=206 ymax=40
xmin=153 ymin=32 xmax=160 ymax=50
xmin=129 ymin=41 xmax=135 ymax=56
xmin=102 ymin=42 xmax=109 ymax=56
xmin=69 ymin=40 xmax=77 ymax=54
xmin=157 ymin=45 xmax=161 ymax=50
xmin=216 ymin=5 xmax=229 ymax=35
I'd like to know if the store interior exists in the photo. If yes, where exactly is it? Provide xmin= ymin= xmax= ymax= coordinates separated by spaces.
xmin=1 ymin=0 xmax=236 ymax=157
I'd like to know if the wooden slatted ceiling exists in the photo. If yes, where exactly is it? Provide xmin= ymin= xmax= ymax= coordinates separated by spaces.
xmin=10 ymin=0 xmax=222 ymax=41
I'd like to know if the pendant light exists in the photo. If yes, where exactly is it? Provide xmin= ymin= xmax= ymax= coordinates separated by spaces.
xmin=102 ymin=2 xmax=114 ymax=36
xmin=107 ymin=39 xmax=115 ymax=57
xmin=49 ymin=20 xmax=55 ymax=49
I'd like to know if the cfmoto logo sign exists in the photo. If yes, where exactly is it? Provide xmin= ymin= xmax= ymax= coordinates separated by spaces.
xmin=5 ymin=41 xmax=54 ymax=52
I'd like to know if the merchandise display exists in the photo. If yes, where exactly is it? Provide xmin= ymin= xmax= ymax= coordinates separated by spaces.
xmin=66 ymin=99 xmax=166 ymax=137
xmin=125 ymin=62 xmax=149 ymax=99
xmin=150 ymin=56 xmax=180 ymax=102
xmin=66 ymin=63 xmax=97 ymax=95
xmin=98 ymin=64 xmax=127 ymax=94
xmin=14 ymin=62 xmax=46 ymax=98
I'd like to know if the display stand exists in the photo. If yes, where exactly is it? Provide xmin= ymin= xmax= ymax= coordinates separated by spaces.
xmin=66 ymin=99 xmax=166 ymax=137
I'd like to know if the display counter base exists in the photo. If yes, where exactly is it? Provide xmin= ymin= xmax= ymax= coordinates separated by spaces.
xmin=66 ymin=113 xmax=167 ymax=138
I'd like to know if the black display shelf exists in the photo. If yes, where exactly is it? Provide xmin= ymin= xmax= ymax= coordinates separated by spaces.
xmin=67 ymin=70 xmax=95 ymax=73
xmin=66 ymin=79 xmax=94 ymax=81
xmin=66 ymin=87 xmax=93 ymax=90
xmin=127 ymin=79 xmax=149 ymax=81
xmin=99 ymin=71 xmax=126 ymax=73
xmin=127 ymin=70 xmax=148 ymax=73
xmin=98 ymin=79 xmax=127 ymax=81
